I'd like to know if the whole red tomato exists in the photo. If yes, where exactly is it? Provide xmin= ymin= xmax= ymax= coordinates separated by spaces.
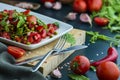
xmin=7 ymin=46 xmax=26 ymax=59
xmin=87 ymin=0 xmax=103 ymax=12
xmin=96 ymin=61 xmax=120 ymax=80
xmin=94 ymin=17 xmax=109 ymax=26
xmin=70 ymin=55 xmax=90 ymax=75
xmin=73 ymin=0 xmax=87 ymax=13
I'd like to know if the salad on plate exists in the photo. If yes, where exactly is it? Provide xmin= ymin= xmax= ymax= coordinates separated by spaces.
xmin=0 ymin=9 xmax=59 ymax=45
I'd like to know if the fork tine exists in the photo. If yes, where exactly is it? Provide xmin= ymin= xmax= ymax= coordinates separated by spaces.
xmin=57 ymin=35 xmax=66 ymax=49
xmin=54 ymin=35 xmax=66 ymax=50
xmin=54 ymin=36 xmax=65 ymax=49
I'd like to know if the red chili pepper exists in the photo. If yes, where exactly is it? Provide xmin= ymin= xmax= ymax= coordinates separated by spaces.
xmin=91 ymin=47 xmax=118 ymax=66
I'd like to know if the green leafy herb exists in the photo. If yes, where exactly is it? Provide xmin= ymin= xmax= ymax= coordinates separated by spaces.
xmin=0 ymin=16 xmax=9 ymax=32
xmin=37 ymin=19 xmax=47 ymax=29
xmin=53 ymin=22 xmax=59 ymax=28
xmin=91 ymin=0 xmax=120 ymax=33
xmin=86 ymin=31 xmax=109 ymax=43
xmin=65 ymin=33 xmax=76 ymax=46
xmin=87 ymin=31 xmax=120 ymax=47
xmin=68 ymin=74 xmax=89 ymax=80
xmin=17 ymin=16 xmax=25 ymax=28
xmin=16 ymin=27 xmax=24 ymax=36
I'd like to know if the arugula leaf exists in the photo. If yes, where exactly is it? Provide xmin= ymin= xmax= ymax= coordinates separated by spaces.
xmin=87 ymin=31 xmax=120 ymax=47
xmin=86 ymin=31 xmax=110 ymax=43
xmin=68 ymin=74 xmax=89 ymax=80
xmin=17 ymin=16 xmax=25 ymax=28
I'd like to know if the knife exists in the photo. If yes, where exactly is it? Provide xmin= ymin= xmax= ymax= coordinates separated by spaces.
xmin=15 ymin=45 xmax=88 ymax=66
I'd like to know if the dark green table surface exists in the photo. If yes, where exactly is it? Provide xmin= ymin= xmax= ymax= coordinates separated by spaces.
xmin=3 ymin=0 xmax=120 ymax=80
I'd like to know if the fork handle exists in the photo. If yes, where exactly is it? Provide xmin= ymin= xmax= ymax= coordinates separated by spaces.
xmin=31 ymin=50 xmax=54 ymax=72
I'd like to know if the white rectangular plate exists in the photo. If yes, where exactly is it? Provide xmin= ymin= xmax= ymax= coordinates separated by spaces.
xmin=0 ymin=3 xmax=73 ymax=50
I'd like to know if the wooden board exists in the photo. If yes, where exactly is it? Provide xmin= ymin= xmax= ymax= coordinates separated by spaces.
xmin=17 ymin=29 xmax=86 ymax=76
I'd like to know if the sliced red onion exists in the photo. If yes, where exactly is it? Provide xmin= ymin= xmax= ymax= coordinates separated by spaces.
xmin=51 ymin=68 xmax=62 ymax=78
xmin=80 ymin=13 xmax=92 ymax=26
xmin=44 ymin=2 xmax=53 ymax=8
xmin=52 ymin=2 xmax=62 ymax=10
xmin=66 ymin=12 xmax=77 ymax=20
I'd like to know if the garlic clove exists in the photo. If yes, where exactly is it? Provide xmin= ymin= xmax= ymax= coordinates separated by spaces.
xmin=66 ymin=12 xmax=77 ymax=20
xmin=80 ymin=13 xmax=92 ymax=27
xmin=51 ymin=68 xmax=62 ymax=78
xmin=44 ymin=2 xmax=53 ymax=8
xmin=52 ymin=2 xmax=62 ymax=10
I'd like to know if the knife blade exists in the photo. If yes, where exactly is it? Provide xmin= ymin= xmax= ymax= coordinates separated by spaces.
xmin=15 ymin=45 xmax=88 ymax=66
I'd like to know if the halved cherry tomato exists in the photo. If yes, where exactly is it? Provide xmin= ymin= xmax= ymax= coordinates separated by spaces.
xmin=27 ymin=32 xmax=41 ymax=44
xmin=47 ymin=23 xmax=58 ymax=30
xmin=94 ymin=17 xmax=109 ymax=26
xmin=7 ymin=46 xmax=26 ymax=59
xmin=70 ymin=55 xmax=90 ymax=75
xmin=36 ymin=26 xmax=44 ymax=32
xmin=48 ymin=26 xmax=55 ymax=34
xmin=23 ymin=10 xmax=31 ymax=15
xmin=2 ymin=32 xmax=10 ymax=39
xmin=27 ymin=15 xmax=37 ymax=24
xmin=96 ymin=61 xmax=120 ymax=80
xmin=40 ymin=29 xmax=47 ymax=38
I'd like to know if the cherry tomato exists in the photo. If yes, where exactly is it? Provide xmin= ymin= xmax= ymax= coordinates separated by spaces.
xmin=73 ymin=0 xmax=87 ymax=13
xmin=23 ymin=10 xmax=30 ymax=15
xmin=8 ymin=10 xmax=14 ymax=20
xmin=87 ymin=0 xmax=102 ymax=12
xmin=7 ymin=46 xmax=26 ymax=59
xmin=2 ymin=32 xmax=10 ymax=39
xmin=28 ymin=32 xmax=41 ymax=44
xmin=47 ymin=23 xmax=58 ymax=30
xmin=70 ymin=55 xmax=90 ymax=75
xmin=27 ymin=15 xmax=37 ymax=24
xmin=94 ymin=17 xmax=109 ymax=27
xmin=96 ymin=61 xmax=120 ymax=80
xmin=36 ymin=26 xmax=44 ymax=32
xmin=48 ymin=26 xmax=55 ymax=34
xmin=40 ymin=29 xmax=47 ymax=38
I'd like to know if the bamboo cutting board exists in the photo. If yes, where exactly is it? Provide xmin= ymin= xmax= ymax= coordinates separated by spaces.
xmin=17 ymin=29 xmax=86 ymax=76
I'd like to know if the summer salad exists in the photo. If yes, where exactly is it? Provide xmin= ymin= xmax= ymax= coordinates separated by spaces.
xmin=0 ymin=9 xmax=59 ymax=45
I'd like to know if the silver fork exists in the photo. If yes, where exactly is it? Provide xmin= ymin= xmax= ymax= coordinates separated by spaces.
xmin=31 ymin=35 xmax=66 ymax=72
